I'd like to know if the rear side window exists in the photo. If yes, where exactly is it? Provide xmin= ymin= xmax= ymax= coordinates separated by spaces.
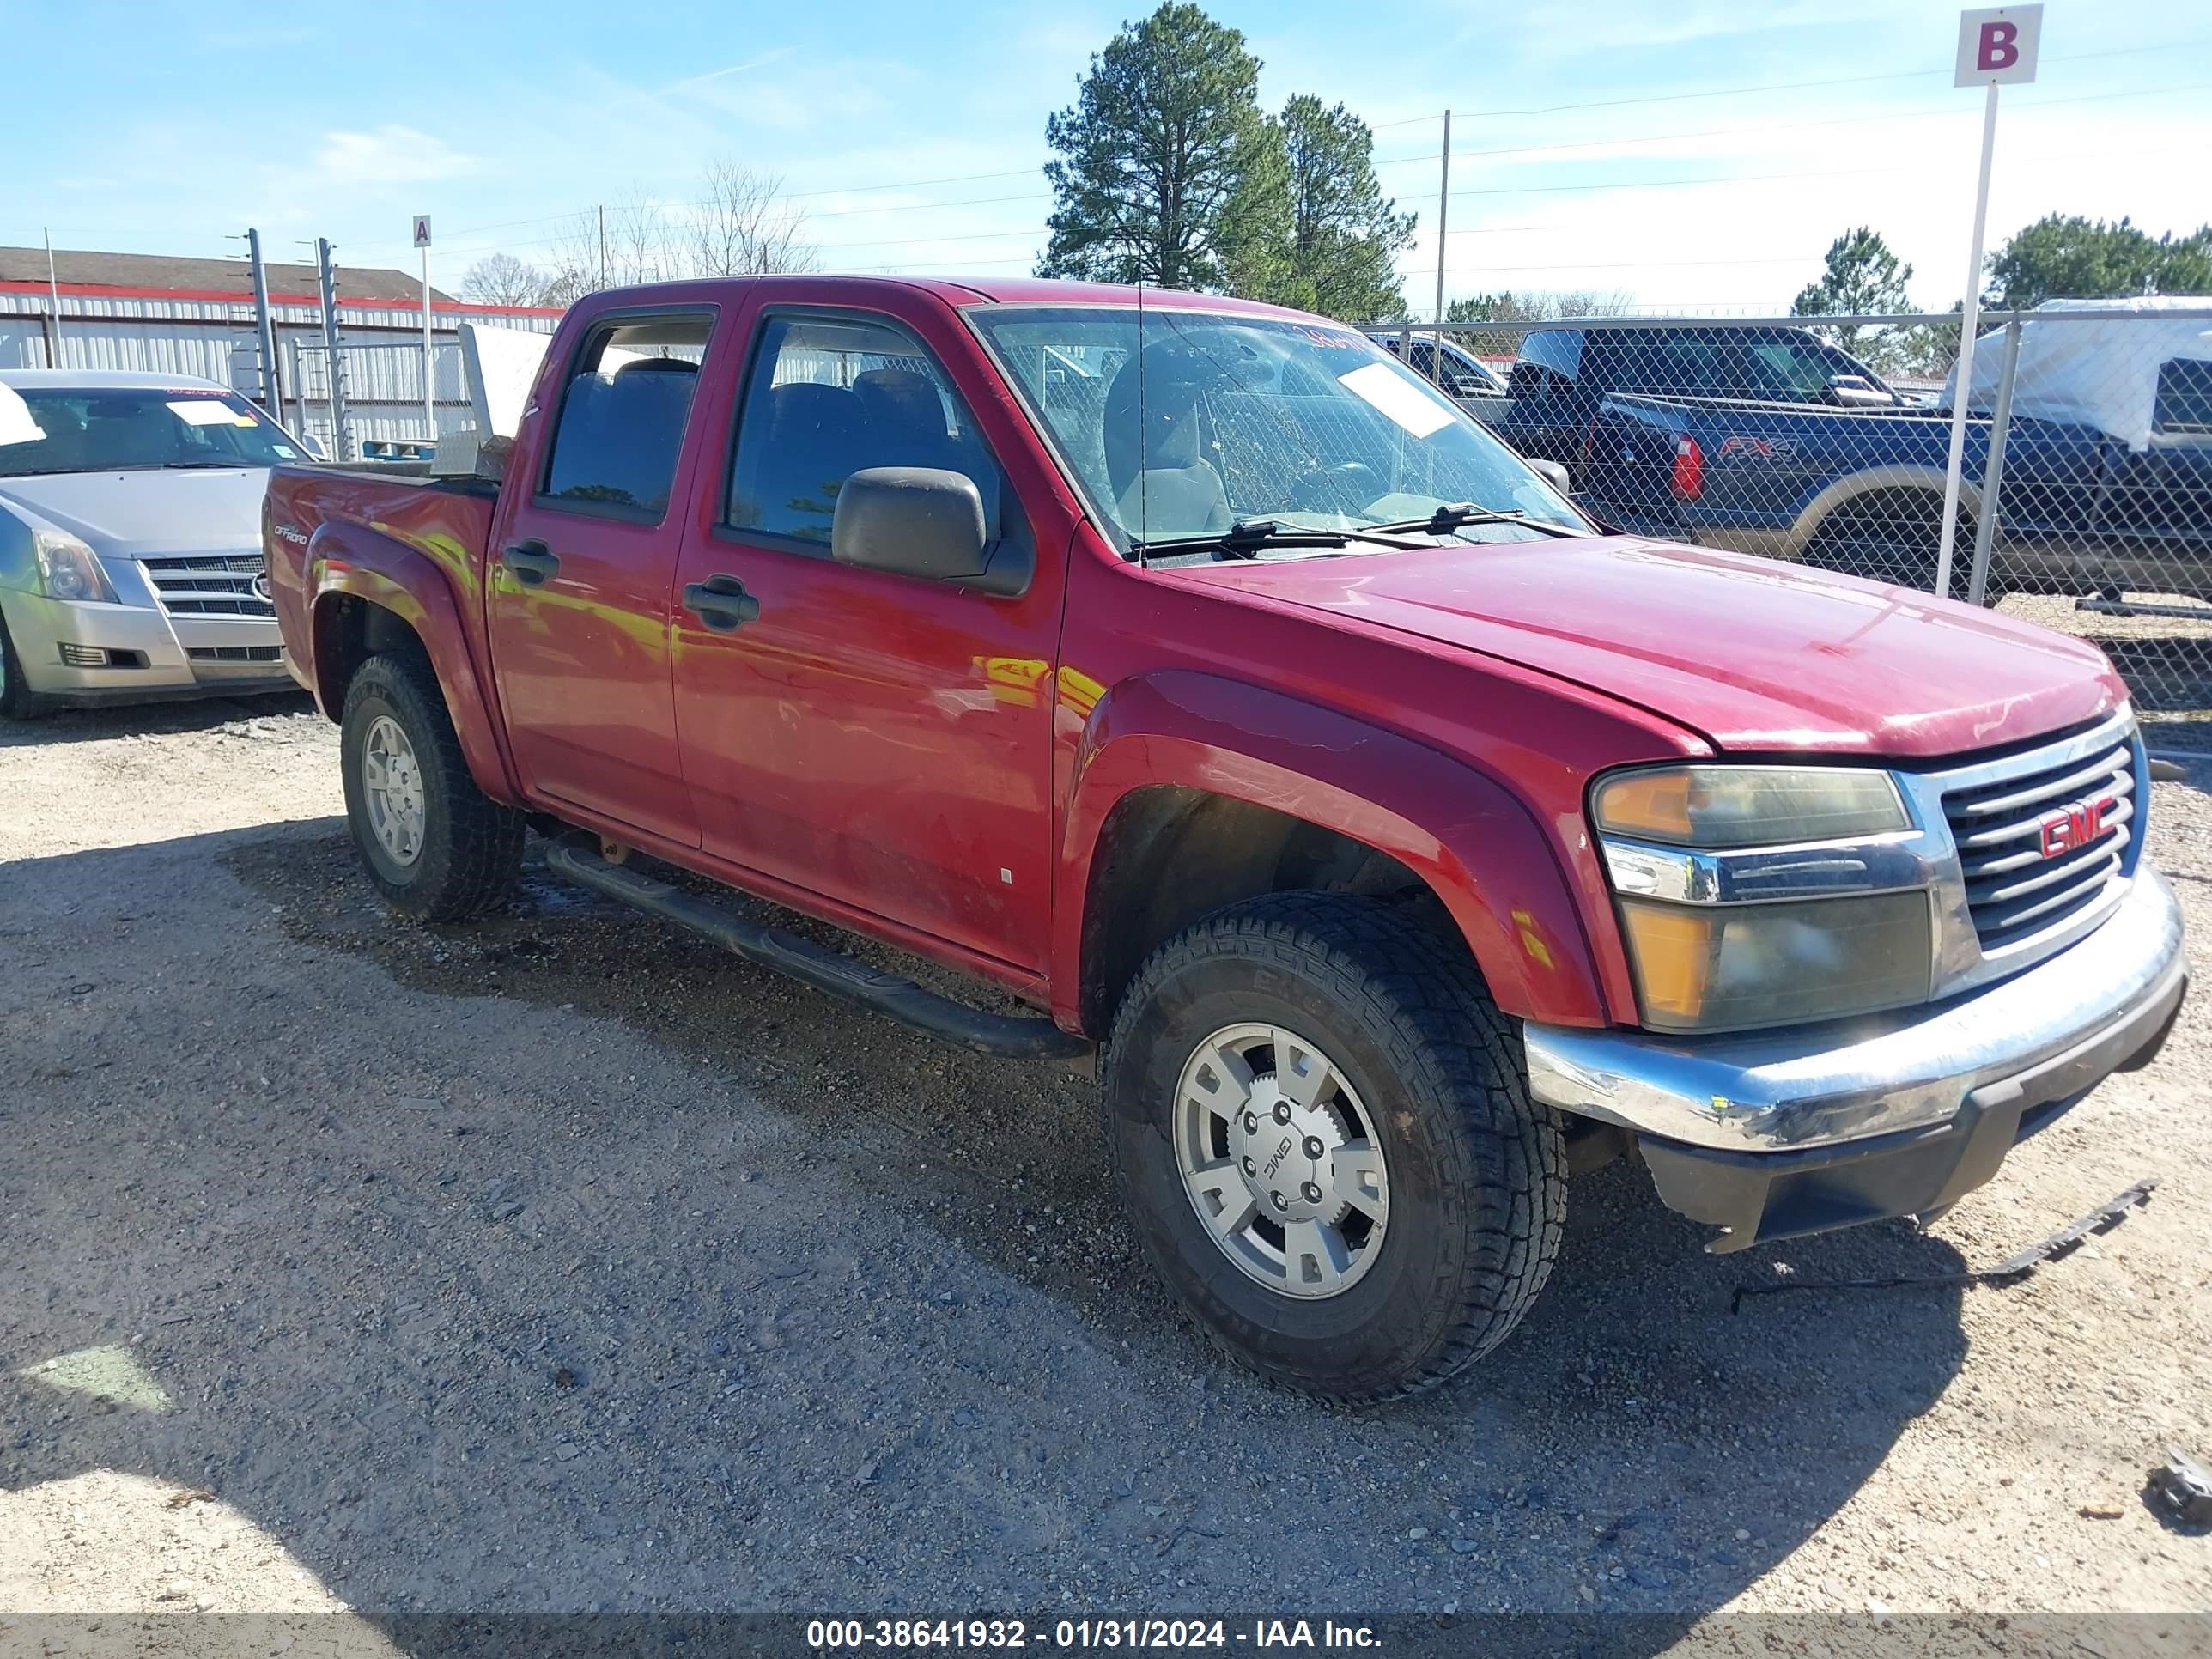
xmin=726 ymin=313 xmax=1002 ymax=546
xmin=1644 ymin=337 xmax=1726 ymax=396
xmin=1516 ymin=329 xmax=1583 ymax=386
xmin=1741 ymin=338 xmax=1836 ymax=399
xmin=540 ymin=311 xmax=714 ymax=520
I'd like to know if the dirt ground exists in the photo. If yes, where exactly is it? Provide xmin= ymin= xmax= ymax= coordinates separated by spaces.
xmin=3 ymin=693 xmax=2209 ymax=1643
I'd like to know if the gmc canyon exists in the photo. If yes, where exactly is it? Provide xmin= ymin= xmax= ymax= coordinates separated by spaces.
xmin=264 ymin=275 xmax=2186 ymax=1403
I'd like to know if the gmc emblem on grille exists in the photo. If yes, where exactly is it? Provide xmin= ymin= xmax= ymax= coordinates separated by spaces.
xmin=2039 ymin=795 xmax=2118 ymax=858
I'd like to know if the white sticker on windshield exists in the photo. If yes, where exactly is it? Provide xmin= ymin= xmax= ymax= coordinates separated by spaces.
xmin=167 ymin=399 xmax=235 ymax=426
xmin=0 ymin=382 xmax=46 ymax=447
xmin=272 ymin=444 xmax=299 ymax=459
xmin=1335 ymin=362 xmax=1455 ymax=438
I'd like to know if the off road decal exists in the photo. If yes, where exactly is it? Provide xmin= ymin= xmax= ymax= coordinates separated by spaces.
xmin=1717 ymin=435 xmax=1798 ymax=459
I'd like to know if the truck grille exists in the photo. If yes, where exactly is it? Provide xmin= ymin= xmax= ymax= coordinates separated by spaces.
xmin=1942 ymin=730 xmax=2141 ymax=953
xmin=141 ymin=553 xmax=273 ymax=617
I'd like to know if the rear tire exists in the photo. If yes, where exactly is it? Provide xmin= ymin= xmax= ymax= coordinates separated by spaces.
xmin=1103 ymin=893 xmax=1565 ymax=1403
xmin=0 ymin=607 xmax=51 ymax=720
xmin=340 ymin=653 xmax=523 ymax=921
xmin=1802 ymin=492 xmax=1984 ymax=600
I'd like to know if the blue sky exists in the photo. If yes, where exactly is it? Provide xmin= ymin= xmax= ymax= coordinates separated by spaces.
xmin=4 ymin=0 xmax=2209 ymax=313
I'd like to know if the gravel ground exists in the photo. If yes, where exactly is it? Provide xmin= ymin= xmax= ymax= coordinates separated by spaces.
xmin=3 ymin=694 xmax=2209 ymax=1636
xmin=1996 ymin=593 xmax=2212 ymax=750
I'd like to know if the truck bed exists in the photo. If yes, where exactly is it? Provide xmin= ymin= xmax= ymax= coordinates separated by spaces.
xmin=262 ymin=464 xmax=501 ymax=710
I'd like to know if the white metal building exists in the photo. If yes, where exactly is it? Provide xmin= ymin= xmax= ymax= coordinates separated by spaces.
xmin=0 ymin=246 xmax=561 ymax=451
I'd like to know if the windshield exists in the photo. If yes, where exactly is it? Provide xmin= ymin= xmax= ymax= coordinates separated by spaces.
xmin=970 ymin=306 xmax=1589 ymax=553
xmin=0 ymin=386 xmax=303 ymax=477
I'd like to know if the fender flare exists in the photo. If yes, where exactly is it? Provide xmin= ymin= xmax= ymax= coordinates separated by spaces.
xmin=307 ymin=520 xmax=519 ymax=803
xmin=1783 ymin=463 xmax=1982 ymax=562
xmin=1053 ymin=670 xmax=1614 ymax=1033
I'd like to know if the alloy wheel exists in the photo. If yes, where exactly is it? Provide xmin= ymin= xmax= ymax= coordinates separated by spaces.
xmin=1172 ymin=1021 xmax=1391 ymax=1299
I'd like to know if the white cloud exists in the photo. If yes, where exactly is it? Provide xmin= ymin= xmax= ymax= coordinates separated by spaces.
xmin=312 ymin=125 xmax=477 ymax=188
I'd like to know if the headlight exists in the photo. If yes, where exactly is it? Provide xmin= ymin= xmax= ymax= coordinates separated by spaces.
xmin=32 ymin=529 xmax=114 ymax=602
xmin=1593 ymin=765 xmax=1908 ymax=848
xmin=1594 ymin=763 xmax=1930 ymax=1033
xmin=1614 ymin=891 xmax=1932 ymax=1032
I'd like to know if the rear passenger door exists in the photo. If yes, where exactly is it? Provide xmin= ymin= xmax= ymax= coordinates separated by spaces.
xmin=489 ymin=308 xmax=716 ymax=847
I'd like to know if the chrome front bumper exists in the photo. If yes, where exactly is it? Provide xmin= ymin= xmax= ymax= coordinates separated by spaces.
xmin=1526 ymin=869 xmax=2185 ymax=1249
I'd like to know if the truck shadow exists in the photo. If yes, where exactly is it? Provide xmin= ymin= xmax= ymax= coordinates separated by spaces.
xmin=3 ymin=822 xmax=1975 ymax=1632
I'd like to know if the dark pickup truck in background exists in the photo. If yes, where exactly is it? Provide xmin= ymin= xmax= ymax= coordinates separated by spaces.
xmin=1454 ymin=323 xmax=1904 ymax=475
xmin=1577 ymin=324 xmax=2212 ymax=598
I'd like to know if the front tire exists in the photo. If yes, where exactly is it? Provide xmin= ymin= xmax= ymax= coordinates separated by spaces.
xmin=0 ymin=606 xmax=51 ymax=720
xmin=340 ymin=653 xmax=523 ymax=921
xmin=1103 ymin=894 xmax=1565 ymax=1403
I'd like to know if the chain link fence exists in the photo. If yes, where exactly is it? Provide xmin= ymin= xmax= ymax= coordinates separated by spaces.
xmin=1370 ymin=304 xmax=2212 ymax=744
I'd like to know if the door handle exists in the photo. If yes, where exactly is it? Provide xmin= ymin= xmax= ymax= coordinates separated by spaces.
xmin=684 ymin=574 xmax=762 ymax=632
xmin=502 ymin=540 xmax=561 ymax=586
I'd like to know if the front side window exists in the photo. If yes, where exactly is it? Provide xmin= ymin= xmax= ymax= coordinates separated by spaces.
xmin=540 ymin=312 xmax=714 ymax=519
xmin=2154 ymin=357 xmax=2212 ymax=434
xmin=973 ymin=305 xmax=1589 ymax=550
xmin=0 ymin=386 xmax=301 ymax=477
xmin=726 ymin=313 xmax=1002 ymax=545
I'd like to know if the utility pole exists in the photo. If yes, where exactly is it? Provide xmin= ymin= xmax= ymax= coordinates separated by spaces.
xmin=315 ymin=237 xmax=352 ymax=462
xmin=1432 ymin=111 xmax=1451 ymax=376
xmin=43 ymin=228 xmax=64 ymax=369
xmin=246 ymin=228 xmax=282 ymax=418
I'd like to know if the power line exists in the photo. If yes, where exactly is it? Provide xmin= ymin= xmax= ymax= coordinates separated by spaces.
xmin=784 ymin=166 xmax=1039 ymax=199
xmin=1368 ymin=78 xmax=2212 ymax=173
xmin=1437 ymin=143 xmax=2146 ymax=204
xmin=1441 ymin=35 xmax=2208 ymax=120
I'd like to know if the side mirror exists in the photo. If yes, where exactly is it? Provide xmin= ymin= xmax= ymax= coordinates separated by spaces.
xmin=301 ymin=434 xmax=331 ymax=461
xmin=831 ymin=466 xmax=989 ymax=582
xmin=1526 ymin=457 xmax=1572 ymax=495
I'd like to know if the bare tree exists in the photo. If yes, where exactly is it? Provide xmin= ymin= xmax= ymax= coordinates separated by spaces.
xmin=459 ymin=252 xmax=549 ymax=307
xmin=522 ymin=167 xmax=818 ymax=307
xmin=688 ymin=162 xmax=817 ymax=276
xmin=538 ymin=210 xmax=606 ymax=307
xmin=609 ymin=187 xmax=679 ymax=284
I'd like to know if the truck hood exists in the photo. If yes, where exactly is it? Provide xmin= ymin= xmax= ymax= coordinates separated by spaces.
xmin=0 ymin=467 xmax=270 ymax=557
xmin=1189 ymin=535 xmax=2126 ymax=758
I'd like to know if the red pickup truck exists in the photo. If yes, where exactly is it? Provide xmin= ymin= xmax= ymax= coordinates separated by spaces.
xmin=264 ymin=276 xmax=2186 ymax=1403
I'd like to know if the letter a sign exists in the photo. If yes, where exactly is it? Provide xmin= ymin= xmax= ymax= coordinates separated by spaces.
xmin=1956 ymin=4 xmax=2041 ymax=86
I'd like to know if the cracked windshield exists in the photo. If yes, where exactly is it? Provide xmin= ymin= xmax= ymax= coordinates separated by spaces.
xmin=974 ymin=306 xmax=1589 ymax=560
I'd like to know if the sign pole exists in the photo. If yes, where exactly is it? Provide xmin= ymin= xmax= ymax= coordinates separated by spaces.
xmin=1935 ymin=79 xmax=1999 ymax=599
xmin=1937 ymin=3 xmax=2041 ymax=599
xmin=414 ymin=214 xmax=434 ymax=447
xmin=422 ymin=246 xmax=434 ymax=443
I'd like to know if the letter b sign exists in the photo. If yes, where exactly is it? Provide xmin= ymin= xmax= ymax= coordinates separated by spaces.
xmin=1956 ymin=4 xmax=2042 ymax=86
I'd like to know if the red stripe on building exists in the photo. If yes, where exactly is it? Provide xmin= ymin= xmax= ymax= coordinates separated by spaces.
xmin=0 ymin=278 xmax=562 ymax=318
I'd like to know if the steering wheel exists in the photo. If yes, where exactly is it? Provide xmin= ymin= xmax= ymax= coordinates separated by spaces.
xmin=1288 ymin=460 xmax=1381 ymax=512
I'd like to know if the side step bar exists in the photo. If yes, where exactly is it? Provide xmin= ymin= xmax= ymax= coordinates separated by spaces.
xmin=543 ymin=838 xmax=1092 ymax=1061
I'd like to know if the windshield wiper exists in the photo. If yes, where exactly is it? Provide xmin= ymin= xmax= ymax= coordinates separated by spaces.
xmin=1131 ymin=518 xmax=1430 ymax=560
xmin=161 ymin=459 xmax=251 ymax=470
xmin=1365 ymin=501 xmax=1587 ymax=538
